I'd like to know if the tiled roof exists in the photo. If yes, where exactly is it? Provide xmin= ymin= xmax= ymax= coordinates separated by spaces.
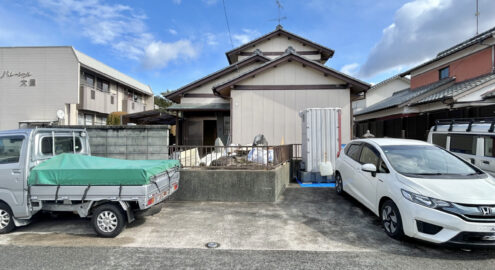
xmin=414 ymin=73 xmax=495 ymax=105
xmin=436 ymin=26 xmax=495 ymax=58
xmin=401 ymin=26 xmax=495 ymax=76
xmin=354 ymin=77 xmax=454 ymax=116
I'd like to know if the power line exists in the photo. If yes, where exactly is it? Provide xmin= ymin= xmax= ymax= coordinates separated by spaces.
xmin=221 ymin=0 xmax=239 ymax=72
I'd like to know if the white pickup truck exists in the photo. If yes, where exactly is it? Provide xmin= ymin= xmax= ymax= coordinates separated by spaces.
xmin=0 ymin=128 xmax=179 ymax=237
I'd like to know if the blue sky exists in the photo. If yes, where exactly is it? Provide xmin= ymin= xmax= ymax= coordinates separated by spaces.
xmin=1 ymin=0 xmax=494 ymax=95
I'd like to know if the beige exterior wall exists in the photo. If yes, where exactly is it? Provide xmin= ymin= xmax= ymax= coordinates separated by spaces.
xmin=0 ymin=47 xmax=79 ymax=130
xmin=230 ymin=61 xmax=351 ymax=145
xmin=238 ymin=36 xmax=322 ymax=62
xmin=231 ymin=89 xmax=351 ymax=145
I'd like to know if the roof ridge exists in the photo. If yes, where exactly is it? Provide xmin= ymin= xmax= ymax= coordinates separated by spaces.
xmin=437 ymin=26 xmax=495 ymax=57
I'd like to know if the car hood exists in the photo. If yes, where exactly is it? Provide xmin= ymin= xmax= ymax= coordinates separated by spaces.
xmin=397 ymin=174 xmax=495 ymax=205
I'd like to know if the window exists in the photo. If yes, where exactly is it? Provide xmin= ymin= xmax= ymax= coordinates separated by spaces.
xmin=111 ymin=96 xmax=115 ymax=104
xmin=432 ymin=134 xmax=448 ymax=148
xmin=439 ymin=66 xmax=449 ymax=80
xmin=41 ymin=137 xmax=82 ymax=155
xmin=346 ymin=144 xmax=362 ymax=162
xmin=449 ymin=134 xmax=476 ymax=155
xmin=85 ymin=114 xmax=93 ymax=126
xmin=91 ymin=90 xmax=95 ymax=100
xmin=359 ymin=145 xmax=380 ymax=166
xmin=84 ymin=74 xmax=94 ymax=87
xmin=484 ymin=137 xmax=495 ymax=157
xmin=0 ymin=136 xmax=24 ymax=164
xmin=97 ymin=79 xmax=109 ymax=92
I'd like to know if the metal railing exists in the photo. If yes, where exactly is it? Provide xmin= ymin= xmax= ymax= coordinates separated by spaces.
xmin=167 ymin=144 xmax=296 ymax=169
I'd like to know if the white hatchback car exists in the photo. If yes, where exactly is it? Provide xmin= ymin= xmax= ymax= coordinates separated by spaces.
xmin=335 ymin=138 xmax=495 ymax=247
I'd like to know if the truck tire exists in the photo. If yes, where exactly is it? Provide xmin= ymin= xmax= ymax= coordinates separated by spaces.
xmin=0 ymin=202 xmax=15 ymax=234
xmin=91 ymin=204 xmax=125 ymax=238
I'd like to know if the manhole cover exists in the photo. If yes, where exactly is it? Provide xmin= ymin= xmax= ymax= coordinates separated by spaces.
xmin=206 ymin=242 xmax=220 ymax=249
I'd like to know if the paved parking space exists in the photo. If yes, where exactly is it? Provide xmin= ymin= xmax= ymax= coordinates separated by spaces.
xmin=1 ymin=186 xmax=494 ymax=269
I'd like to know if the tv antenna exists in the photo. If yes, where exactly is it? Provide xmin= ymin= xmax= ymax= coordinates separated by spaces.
xmin=475 ymin=0 xmax=480 ymax=35
xmin=270 ymin=0 xmax=287 ymax=26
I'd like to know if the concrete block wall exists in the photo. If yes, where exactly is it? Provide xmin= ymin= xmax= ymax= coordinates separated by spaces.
xmin=61 ymin=125 xmax=169 ymax=160
xmin=171 ymin=162 xmax=290 ymax=202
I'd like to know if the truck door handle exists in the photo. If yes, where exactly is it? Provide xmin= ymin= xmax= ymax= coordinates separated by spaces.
xmin=483 ymin=160 xmax=490 ymax=165
xmin=11 ymin=169 xmax=21 ymax=175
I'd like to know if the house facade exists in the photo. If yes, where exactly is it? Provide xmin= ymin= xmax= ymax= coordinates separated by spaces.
xmin=166 ymin=26 xmax=370 ymax=145
xmin=0 ymin=46 xmax=153 ymax=130
xmin=352 ymin=75 xmax=410 ymax=113
xmin=355 ymin=26 xmax=495 ymax=140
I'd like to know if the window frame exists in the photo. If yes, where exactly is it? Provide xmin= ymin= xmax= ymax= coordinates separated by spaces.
xmin=39 ymin=135 xmax=83 ymax=156
xmin=0 ymin=135 xmax=25 ymax=165
xmin=439 ymin=66 xmax=449 ymax=80
xmin=449 ymin=134 xmax=477 ymax=155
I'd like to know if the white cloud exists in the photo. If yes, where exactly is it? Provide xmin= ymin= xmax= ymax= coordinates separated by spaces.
xmin=205 ymin=33 xmax=219 ymax=46
xmin=169 ymin=29 xmax=178 ymax=35
xmin=36 ymin=0 xmax=198 ymax=69
xmin=358 ymin=0 xmax=495 ymax=78
xmin=340 ymin=63 xmax=360 ymax=76
xmin=142 ymin=40 xmax=198 ymax=69
xmin=232 ymin=29 xmax=260 ymax=46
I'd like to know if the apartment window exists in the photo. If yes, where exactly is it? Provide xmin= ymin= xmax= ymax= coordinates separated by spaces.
xmin=439 ymin=66 xmax=449 ymax=80
xmin=84 ymin=74 xmax=94 ymax=87
xmin=97 ymin=79 xmax=109 ymax=92
xmin=84 ymin=114 xmax=93 ymax=126
xmin=91 ymin=90 xmax=95 ymax=100
xmin=111 ymin=96 xmax=115 ymax=104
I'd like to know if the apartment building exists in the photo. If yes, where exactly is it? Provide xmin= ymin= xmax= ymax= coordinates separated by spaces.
xmin=0 ymin=46 xmax=153 ymax=130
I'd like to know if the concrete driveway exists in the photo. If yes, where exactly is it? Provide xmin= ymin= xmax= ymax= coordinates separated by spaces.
xmin=1 ymin=186 xmax=494 ymax=269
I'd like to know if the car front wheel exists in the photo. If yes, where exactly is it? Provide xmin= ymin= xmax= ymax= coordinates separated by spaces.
xmin=381 ymin=200 xmax=404 ymax=240
xmin=0 ymin=202 xmax=15 ymax=234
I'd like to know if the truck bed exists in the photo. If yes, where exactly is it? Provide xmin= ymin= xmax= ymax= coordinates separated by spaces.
xmin=29 ymin=167 xmax=180 ymax=210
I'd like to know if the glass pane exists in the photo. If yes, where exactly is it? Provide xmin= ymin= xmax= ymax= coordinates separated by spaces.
xmin=41 ymin=137 xmax=82 ymax=155
xmin=359 ymin=145 xmax=379 ymax=166
xmin=450 ymin=134 xmax=476 ymax=155
xmin=346 ymin=144 xmax=361 ymax=161
xmin=0 ymin=136 xmax=24 ymax=164
xmin=485 ymin=137 xmax=495 ymax=157
xmin=432 ymin=134 xmax=447 ymax=148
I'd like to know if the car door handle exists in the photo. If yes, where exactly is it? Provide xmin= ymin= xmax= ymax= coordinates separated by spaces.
xmin=483 ymin=160 xmax=490 ymax=165
xmin=11 ymin=169 xmax=21 ymax=175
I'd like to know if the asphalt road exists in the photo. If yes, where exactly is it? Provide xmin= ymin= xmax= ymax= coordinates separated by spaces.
xmin=1 ymin=187 xmax=494 ymax=269
xmin=1 ymin=245 xmax=494 ymax=270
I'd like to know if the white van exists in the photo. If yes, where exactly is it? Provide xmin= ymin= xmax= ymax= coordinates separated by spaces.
xmin=427 ymin=119 xmax=495 ymax=176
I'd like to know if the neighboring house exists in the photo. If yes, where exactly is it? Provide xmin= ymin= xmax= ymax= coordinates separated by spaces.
xmin=165 ymin=26 xmax=370 ymax=145
xmin=354 ymin=26 xmax=495 ymax=140
xmin=352 ymin=75 xmax=410 ymax=113
xmin=0 ymin=46 xmax=153 ymax=130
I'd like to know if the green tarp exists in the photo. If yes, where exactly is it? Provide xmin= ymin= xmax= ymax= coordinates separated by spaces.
xmin=28 ymin=154 xmax=180 ymax=186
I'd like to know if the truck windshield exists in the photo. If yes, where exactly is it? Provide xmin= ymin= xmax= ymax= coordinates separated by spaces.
xmin=381 ymin=145 xmax=481 ymax=177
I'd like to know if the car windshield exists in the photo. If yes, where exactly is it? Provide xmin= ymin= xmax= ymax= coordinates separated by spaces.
xmin=381 ymin=145 xmax=479 ymax=176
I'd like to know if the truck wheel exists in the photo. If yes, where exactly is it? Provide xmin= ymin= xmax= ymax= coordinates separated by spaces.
xmin=92 ymin=204 xmax=125 ymax=238
xmin=0 ymin=202 xmax=15 ymax=234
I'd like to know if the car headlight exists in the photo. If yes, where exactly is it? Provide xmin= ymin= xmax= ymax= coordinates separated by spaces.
xmin=401 ymin=189 xmax=452 ymax=209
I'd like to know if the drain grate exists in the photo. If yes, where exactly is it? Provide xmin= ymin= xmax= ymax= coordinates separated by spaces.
xmin=206 ymin=242 xmax=220 ymax=249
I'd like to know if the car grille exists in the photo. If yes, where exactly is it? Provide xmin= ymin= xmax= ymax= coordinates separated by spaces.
xmin=443 ymin=204 xmax=495 ymax=223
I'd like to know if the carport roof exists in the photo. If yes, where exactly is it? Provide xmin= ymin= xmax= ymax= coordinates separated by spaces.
xmin=167 ymin=103 xmax=230 ymax=112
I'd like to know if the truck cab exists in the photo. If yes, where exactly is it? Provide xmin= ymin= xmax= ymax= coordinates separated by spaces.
xmin=0 ymin=128 xmax=89 ymax=220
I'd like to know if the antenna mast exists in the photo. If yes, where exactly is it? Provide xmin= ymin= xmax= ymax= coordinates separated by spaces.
xmin=475 ymin=0 xmax=480 ymax=35
xmin=275 ymin=0 xmax=286 ymax=26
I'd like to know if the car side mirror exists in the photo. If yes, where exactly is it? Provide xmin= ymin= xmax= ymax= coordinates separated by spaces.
xmin=361 ymin=163 xmax=377 ymax=177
